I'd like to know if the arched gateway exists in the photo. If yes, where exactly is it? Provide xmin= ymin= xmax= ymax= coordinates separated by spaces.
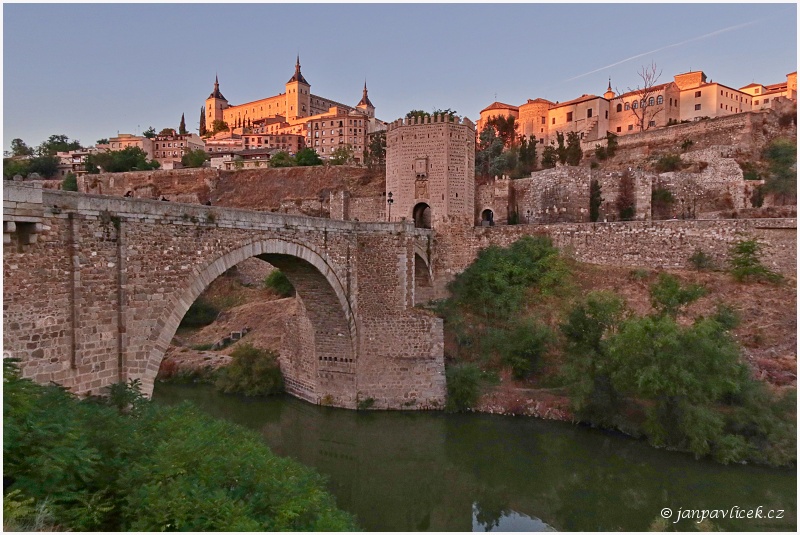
xmin=3 ymin=184 xmax=446 ymax=410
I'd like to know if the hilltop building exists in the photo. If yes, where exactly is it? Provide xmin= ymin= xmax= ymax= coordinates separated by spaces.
xmin=203 ymin=57 xmax=385 ymax=161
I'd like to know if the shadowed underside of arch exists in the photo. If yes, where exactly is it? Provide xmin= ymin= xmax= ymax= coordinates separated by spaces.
xmin=140 ymin=238 xmax=356 ymax=398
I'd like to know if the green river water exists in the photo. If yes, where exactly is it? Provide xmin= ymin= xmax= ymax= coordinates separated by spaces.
xmin=153 ymin=383 xmax=796 ymax=532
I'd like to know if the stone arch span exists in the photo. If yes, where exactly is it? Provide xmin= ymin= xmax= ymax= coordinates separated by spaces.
xmin=413 ymin=250 xmax=434 ymax=305
xmin=141 ymin=238 xmax=357 ymax=399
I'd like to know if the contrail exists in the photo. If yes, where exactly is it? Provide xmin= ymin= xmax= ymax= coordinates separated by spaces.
xmin=564 ymin=20 xmax=760 ymax=83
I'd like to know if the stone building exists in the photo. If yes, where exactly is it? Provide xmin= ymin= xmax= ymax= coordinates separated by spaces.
xmin=101 ymin=134 xmax=154 ymax=160
xmin=385 ymin=114 xmax=475 ymax=228
xmin=152 ymin=132 xmax=204 ymax=167
xmin=305 ymin=107 xmax=371 ymax=162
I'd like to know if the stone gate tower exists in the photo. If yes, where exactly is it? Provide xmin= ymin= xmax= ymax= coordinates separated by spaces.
xmin=385 ymin=114 xmax=475 ymax=229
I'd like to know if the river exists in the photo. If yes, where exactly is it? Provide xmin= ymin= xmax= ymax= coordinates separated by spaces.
xmin=153 ymin=383 xmax=796 ymax=532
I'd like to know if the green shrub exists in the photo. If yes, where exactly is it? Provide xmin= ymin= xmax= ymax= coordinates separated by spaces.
xmin=594 ymin=145 xmax=607 ymax=161
xmin=264 ymin=270 xmax=295 ymax=297
xmin=445 ymin=363 xmax=483 ymax=412
xmin=484 ymin=320 xmax=552 ymax=380
xmin=215 ymin=344 xmax=284 ymax=397
xmin=649 ymin=273 xmax=707 ymax=318
xmin=180 ymin=298 xmax=219 ymax=328
xmin=680 ymin=139 xmax=694 ymax=151
xmin=61 ymin=172 xmax=78 ymax=191
xmin=655 ymin=153 xmax=683 ymax=172
xmin=589 ymin=179 xmax=603 ymax=222
xmin=689 ymin=249 xmax=714 ymax=271
xmin=728 ymin=239 xmax=782 ymax=283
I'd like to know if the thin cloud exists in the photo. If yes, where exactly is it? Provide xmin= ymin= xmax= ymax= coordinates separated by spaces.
xmin=564 ymin=21 xmax=760 ymax=83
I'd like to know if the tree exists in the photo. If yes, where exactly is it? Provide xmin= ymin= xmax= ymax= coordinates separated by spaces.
xmin=649 ymin=273 xmax=706 ymax=318
xmin=565 ymin=131 xmax=583 ymax=166
xmin=762 ymin=138 xmax=796 ymax=204
xmin=210 ymin=120 xmax=229 ymax=135
xmin=10 ymin=138 xmax=34 ymax=157
xmin=616 ymin=170 xmax=636 ymax=220
xmin=268 ymin=151 xmax=295 ymax=168
xmin=364 ymin=131 xmax=386 ymax=170
xmin=541 ymin=145 xmax=557 ymax=169
xmin=3 ymin=158 xmax=30 ymax=180
xmin=85 ymin=147 xmax=159 ymax=173
xmin=62 ymin=172 xmax=78 ymax=191
xmin=487 ymin=115 xmax=518 ymax=147
xmin=96 ymin=138 xmax=109 ymax=145
xmin=295 ymin=147 xmax=322 ymax=166
xmin=142 ymin=127 xmax=156 ymax=139
xmin=475 ymin=125 xmax=511 ymax=178
xmin=589 ymin=179 xmax=603 ymax=222
xmin=617 ymin=62 xmax=664 ymax=132
xmin=514 ymin=135 xmax=537 ymax=177
xmin=199 ymin=106 xmax=207 ymax=136
xmin=555 ymin=131 xmax=567 ymax=164
xmin=36 ymin=134 xmax=82 ymax=156
xmin=181 ymin=148 xmax=208 ymax=168
xmin=159 ymin=127 xmax=176 ymax=136
xmin=27 ymin=155 xmax=60 ymax=178
xmin=178 ymin=114 xmax=187 ymax=135
xmin=328 ymin=145 xmax=354 ymax=165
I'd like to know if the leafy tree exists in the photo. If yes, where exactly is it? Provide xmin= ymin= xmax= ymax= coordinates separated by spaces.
xmin=85 ymin=147 xmax=159 ymax=174
xmin=728 ymin=239 xmax=782 ymax=283
xmin=555 ymin=132 xmax=567 ymax=164
xmin=616 ymin=170 xmax=636 ymax=220
xmin=10 ymin=138 xmax=34 ymax=157
xmin=159 ymin=127 xmax=176 ymax=136
xmin=36 ymin=134 xmax=82 ymax=156
xmin=142 ymin=127 xmax=156 ymax=139
xmin=589 ymin=179 xmax=603 ymax=222
xmin=487 ymin=115 xmax=518 ymax=147
xmin=214 ymin=344 xmax=284 ymax=397
xmin=96 ymin=138 xmax=109 ymax=145
xmin=328 ymin=144 xmax=354 ymax=165
xmin=27 ymin=155 xmax=60 ymax=178
xmin=541 ymin=145 xmax=557 ymax=169
xmin=648 ymin=273 xmax=706 ymax=318
xmin=3 ymin=158 xmax=30 ymax=179
xmin=62 ymin=172 xmax=78 ymax=191
xmin=295 ymin=147 xmax=323 ymax=166
xmin=564 ymin=131 xmax=583 ymax=166
xmin=475 ymin=125 xmax=511 ymax=178
xmin=445 ymin=363 xmax=484 ymax=412
xmin=181 ymin=148 xmax=208 ymax=168
xmin=268 ymin=151 xmax=295 ymax=168
xmin=514 ymin=135 xmax=537 ymax=177
xmin=484 ymin=319 xmax=552 ymax=379
xmin=364 ymin=131 xmax=386 ymax=170
xmin=178 ymin=114 xmax=187 ymax=135
xmin=210 ymin=120 xmax=229 ymax=135
xmin=762 ymin=138 xmax=796 ymax=204
xmin=561 ymin=291 xmax=628 ymax=425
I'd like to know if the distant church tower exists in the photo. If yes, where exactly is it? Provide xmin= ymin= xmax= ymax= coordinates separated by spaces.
xmin=285 ymin=56 xmax=311 ymax=120
xmin=205 ymin=75 xmax=229 ymax=128
xmin=356 ymin=81 xmax=375 ymax=118
xmin=385 ymin=114 xmax=476 ymax=229
xmin=604 ymin=78 xmax=615 ymax=100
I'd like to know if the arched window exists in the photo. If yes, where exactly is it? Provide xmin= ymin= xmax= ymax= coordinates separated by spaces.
xmin=616 ymin=103 xmax=622 ymax=112
xmin=632 ymin=101 xmax=638 ymax=109
xmin=657 ymin=95 xmax=664 ymax=105
xmin=648 ymin=97 xmax=655 ymax=106
xmin=625 ymin=102 xmax=630 ymax=110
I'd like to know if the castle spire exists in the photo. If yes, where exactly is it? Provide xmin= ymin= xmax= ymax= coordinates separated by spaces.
xmin=209 ymin=73 xmax=226 ymax=101
xmin=287 ymin=55 xmax=308 ymax=85
xmin=604 ymin=77 xmax=615 ymax=100
xmin=607 ymin=77 xmax=612 ymax=92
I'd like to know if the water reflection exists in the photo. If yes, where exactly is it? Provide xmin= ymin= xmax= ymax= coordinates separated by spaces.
xmin=154 ymin=384 xmax=796 ymax=532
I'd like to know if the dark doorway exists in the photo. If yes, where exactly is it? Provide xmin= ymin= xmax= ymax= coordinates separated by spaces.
xmin=413 ymin=203 xmax=432 ymax=229
xmin=481 ymin=209 xmax=494 ymax=226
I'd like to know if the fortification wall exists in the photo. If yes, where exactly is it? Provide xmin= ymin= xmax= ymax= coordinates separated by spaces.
xmin=433 ymin=218 xmax=796 ymax=294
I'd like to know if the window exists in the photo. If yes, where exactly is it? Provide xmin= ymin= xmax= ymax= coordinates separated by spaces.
xmin=632 ymin=101 xmax=638 ymax=109
xmin=552 ymin=118 xmax=555 ymax=125
xmin=695 ymin=104 xmax=702 ymax=110
xmin=541 ymin=116 xmax=546 ymax=124
xmin=587 ymin=108 xmax=593 ymax=118
xmin=616 ymin=126 xmax=622 ymax=133
xmin=695 ymin=91 xmax=702 ymax=97
xmin=657 ymin=95 xmax=663 ymax=105
xmin=648 ymin=97 xmax=654 ymax=106
xmin=566 ymin=112 xmax=573 ymax=122
xmin=605 ymin=110 xmax=608 ymax=119
xmin=628 ymin=124 xmax=633 ymax=131
xmin=764 ymin=98 xmax=769 ymax=103
xmin=755 ymin=88 xmax=760 ymax=94
xmin=754 ymin=100 xmax=760 ymax=105
xmin=648 ymin=120 xmax=656 ymax=127
xmin=616 ymin=103 xmax=622 ymax=112
xmin=624 ymin=102 xmax=630 ymax=111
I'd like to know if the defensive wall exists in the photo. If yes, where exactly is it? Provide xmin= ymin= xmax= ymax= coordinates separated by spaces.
xmin=431 ymin=218 xmax=796 ymax=295
xmin=3 ymin=182 xmax=444 ymax=410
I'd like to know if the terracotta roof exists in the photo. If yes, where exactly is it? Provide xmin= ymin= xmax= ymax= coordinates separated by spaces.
xmin=739 ymin=83 xmax=762 ymax=90
xmin=550 ymin=94 xmax=602 ymax=109
xmin=522 ymin=98 xmax=554 ymax=106
xmin=480 ymin=101 xmax=519 ymax=113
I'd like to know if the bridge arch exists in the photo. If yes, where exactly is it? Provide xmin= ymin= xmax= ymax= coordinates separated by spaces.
xmin=141 ymin=238 xmax=357 ymax=398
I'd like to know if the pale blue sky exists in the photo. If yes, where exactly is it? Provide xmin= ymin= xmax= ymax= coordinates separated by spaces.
xmin=3 ymin=3 xmax=797 ymax=152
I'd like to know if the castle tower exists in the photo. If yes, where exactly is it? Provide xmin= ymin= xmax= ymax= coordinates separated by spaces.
xmin=205 ymin=75 xmax=229 ymax=128
xmin=385 ymin=114 xmax=476 ymax=229
xmin=604 ymin=78 xmax=615 ymax=100
xmin=285 ymin=56 xmax=311 ymax=120
xmin=356 ymin=80 xmax=375 ymax=118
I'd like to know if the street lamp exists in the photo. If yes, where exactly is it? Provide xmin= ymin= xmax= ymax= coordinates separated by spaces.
xmin=387 ymin=191 xmax=393 ymax=222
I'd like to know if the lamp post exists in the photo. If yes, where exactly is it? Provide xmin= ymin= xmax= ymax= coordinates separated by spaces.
xmin=387 ymin=191 xmax=393 ymax=222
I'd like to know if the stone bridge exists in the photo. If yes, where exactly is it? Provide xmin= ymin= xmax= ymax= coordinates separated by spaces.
xmin=3 ymin=183 xmax=444 ymax=409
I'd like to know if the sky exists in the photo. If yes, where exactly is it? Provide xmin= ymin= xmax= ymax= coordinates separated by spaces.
xmin=3 ymin=2 xmax=797 ymax=153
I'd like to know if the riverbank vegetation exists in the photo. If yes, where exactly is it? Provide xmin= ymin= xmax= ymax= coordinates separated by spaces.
xmin=3 ymin=359 xmax=355 ymax=531
xmin=435 ymin=236 xmax=796 ymax=467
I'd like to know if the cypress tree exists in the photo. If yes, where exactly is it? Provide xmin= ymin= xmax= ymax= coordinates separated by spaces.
xmin=179 ymin=113 xmax=187 ymax=135
xmin=199 ymin=107 xmax=207 ymax=136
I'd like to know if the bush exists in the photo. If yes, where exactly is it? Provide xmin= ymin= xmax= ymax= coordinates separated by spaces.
xmin=62 ymin=172 xmax=78 ymax=191
xmin=688 ymin=249 xmax=714 ymax=271
xmin=680 ymin=139 xmax=694 ymax=151
xmin=264 ymin=270 xmax=295 ymax=297
xmin=649 ymin=273 xmax=706 ymax=318
xmin=484 ymin=320 xmax=552 ymax=380
xmin=728 ymin=239 xmax=782 ymax=283
xmin=655 ymin=153 xmax=683 ymax=172
xmin=3 ymin=360 xmax=355 ymax=530
xmin=215 ymin=344 xmax=284 ymax=397
xmin=445 ymin=363 xmax=483 ymax=412
xmin=180 ymin=297 xmax=219 ymax=328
